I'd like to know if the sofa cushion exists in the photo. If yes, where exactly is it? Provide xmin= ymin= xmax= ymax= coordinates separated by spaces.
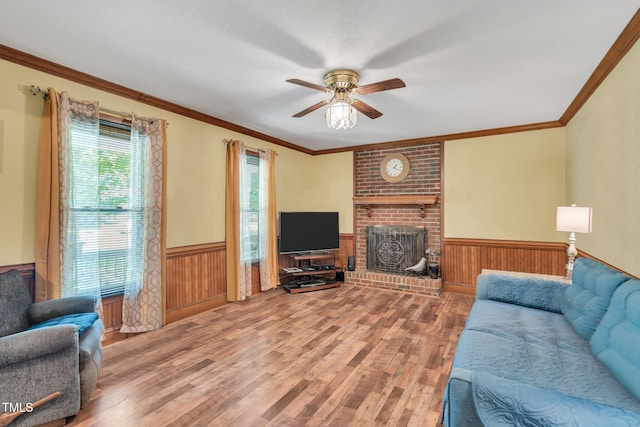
xmin=485 ymin=274 xmax=567 ymax=313
xmin=452 ymin=328 xmax=640 ymax=412
xmin=0 ymin=269 xmax=32 ymax=337
xmin=28 ymin=313 xmax=99 ymax=337
xmin=465 ymin=300 xmax=587 ymax=353
xmin=590 ymin=279 xmax=640 ymax=401
xmin=561 ymin=258 xmax=628 ymax=340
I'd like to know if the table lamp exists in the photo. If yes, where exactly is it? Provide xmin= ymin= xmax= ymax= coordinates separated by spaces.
xmin=556 ymin=204 xmax=593 ymax=280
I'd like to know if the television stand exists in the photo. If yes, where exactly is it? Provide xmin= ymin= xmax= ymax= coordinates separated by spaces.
xmin=281 ymin=252 xmax=340 ymax=294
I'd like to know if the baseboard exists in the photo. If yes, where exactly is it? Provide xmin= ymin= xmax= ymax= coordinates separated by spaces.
xmin=443 ymin=283 xmax=475 ymax=295
xmin=103 ymin=330 xmax=132 ymax=347
xmin=165 ymin=295 xmax=228 ymax=323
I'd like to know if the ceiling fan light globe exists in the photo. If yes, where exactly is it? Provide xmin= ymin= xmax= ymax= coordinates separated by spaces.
xmin=326 ymin=101 xmax=357 ymax=130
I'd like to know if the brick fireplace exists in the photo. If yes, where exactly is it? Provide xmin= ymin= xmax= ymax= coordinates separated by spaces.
xmin=345 ymin=142 xmax=442 ymax=296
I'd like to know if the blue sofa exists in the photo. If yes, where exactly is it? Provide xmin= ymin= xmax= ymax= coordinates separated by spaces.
xmin=442 ymin=258 xmax=640 ymax=426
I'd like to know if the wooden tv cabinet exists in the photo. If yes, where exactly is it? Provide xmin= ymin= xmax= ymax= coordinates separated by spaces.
xmin=281 ymin=252 xmax=341 ymax=293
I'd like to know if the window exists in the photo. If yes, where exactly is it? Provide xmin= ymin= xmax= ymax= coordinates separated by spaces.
xmin=70 ymin=120 xmax=142 ymax=298
xmin=244 ymin=153 xmax=260 ymax=262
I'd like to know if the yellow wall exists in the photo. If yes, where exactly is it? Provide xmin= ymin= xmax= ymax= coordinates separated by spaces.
xmin=566 ymin=40 xmax=640 ymax=277
xmin=265 ymin=145 xmax=354 ymax=234
xmin=0 ymin=59 xmax=352 ymax=264
xmin=301 ymin=151 xmax=354 ymax=234
xmin=444 ymin=128 xmax=566 ymax=241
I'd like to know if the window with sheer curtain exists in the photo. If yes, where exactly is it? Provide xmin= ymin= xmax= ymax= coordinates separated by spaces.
xmin=225 ymin=141 xmax=279 ymax=301
xmin=244 ymin=153 xmax=260 ymax=262
xmin=35 ymin=90 xmax=164 ymax=332
xmin=64 ymin=119 xmax=144 ymax=298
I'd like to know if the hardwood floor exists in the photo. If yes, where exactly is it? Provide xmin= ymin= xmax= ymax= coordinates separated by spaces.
xmin=71 ymin=284 xmax=474 ymax=427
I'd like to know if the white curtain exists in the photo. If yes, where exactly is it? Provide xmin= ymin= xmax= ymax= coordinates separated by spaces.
xmin=58 ymin=92 xmax=103 ymax=314
xmin=258 ymin=149 xmax=279 ymax=290
xmin=238 ymin=143 xmax=253 ymax=299
xmin=227 ymin=141 xmax=277 ymax=300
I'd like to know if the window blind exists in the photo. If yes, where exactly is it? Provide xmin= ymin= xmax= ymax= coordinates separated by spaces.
xmin=69 ymin=120 xmax=144 ymax=298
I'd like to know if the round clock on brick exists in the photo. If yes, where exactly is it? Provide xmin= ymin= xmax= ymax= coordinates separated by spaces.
xmin=380 ymin=153 xmax=410 ymax=183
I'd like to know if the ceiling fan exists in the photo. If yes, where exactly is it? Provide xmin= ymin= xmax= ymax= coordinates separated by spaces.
xmin=286 ymin=69 xmax=405 ymax=129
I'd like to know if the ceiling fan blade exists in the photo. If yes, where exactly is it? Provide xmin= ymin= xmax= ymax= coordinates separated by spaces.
xmin=354 ymin=78 xmax=406 ymax=95
xmin=351 ymin=100 xmax=383 ymax=119
xmin=292 ymin=100 xmax=330 ymax=117
xmin=286 ymin=78 xmax=330 ymax=92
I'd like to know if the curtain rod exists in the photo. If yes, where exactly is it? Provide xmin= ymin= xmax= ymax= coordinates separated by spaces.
xmin=223 ymin=139 xmax=277 ymax=155
xmin=29 ymin=85 xmax=168 ymax=126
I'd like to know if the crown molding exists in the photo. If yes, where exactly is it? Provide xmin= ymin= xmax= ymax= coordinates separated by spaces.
xmin=0 ymin=44 xmax=314 ymax=155
xmin=560 ymin=8 xmax=640 ymax=124
xmin=316 ymin=121 xmax=563 ymax=154
xmin=2 ymin=7 xmax=638 ymax=156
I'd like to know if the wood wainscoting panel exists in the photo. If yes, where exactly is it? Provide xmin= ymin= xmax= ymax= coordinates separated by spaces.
xmin=166 ymin=242 xmax=227 ymax=323
xmin=3 ymin=237 xmax=357 ymax=329
xmin=251 ymin=263 xmax=261 ymax=295
xmin=102 ymin=294 xmax=124 ymax=338
xmin=442 ymin=238 xmax=567 ymax=294
xmin=337 ymin=233 xmax=355 ymax=270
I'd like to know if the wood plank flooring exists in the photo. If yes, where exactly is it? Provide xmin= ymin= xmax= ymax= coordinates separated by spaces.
xmin=70 ymin=284 xmax=474 ymax=427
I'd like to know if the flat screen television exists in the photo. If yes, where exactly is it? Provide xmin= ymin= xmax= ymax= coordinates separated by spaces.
xmin=279 ymin=211 xmax=339 ymax=254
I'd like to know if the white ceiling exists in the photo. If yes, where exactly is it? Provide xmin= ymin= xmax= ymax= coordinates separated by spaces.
xmin=1 ymin=1 xmax=638 ymax=151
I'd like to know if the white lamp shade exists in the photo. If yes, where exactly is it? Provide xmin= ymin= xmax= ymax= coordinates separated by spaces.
xmin=325 ymin=101 xmax=357 ymax=130
xmin=556 ymin=206 xmax=593 ymax=233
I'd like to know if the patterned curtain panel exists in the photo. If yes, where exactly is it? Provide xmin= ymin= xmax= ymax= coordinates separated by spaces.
xmin=57 ymin=92 xmax=103 ymax=314
xmin=120 ymin=115 xmax=166 ymax=333
xmin=258 ymin=149 xmax=280 ymax=290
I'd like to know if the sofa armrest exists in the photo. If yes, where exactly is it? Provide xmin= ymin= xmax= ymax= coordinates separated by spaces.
xmin=0 ymin=326 xmax=81 ymax=425
xmin=28 ymin=296 xmax=96 ymax=324
xmin=475 ymin=274 xmax=492 ymax=300
xmin=0 ymin=325 xmax=78 ymax=368
xmin=443 ymin=368 xmax=483 ymax=427
xmin=78 ymin=319 xmax=103 ymax=370
xmin=476 ymin=273 xmax=569 ymax=313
